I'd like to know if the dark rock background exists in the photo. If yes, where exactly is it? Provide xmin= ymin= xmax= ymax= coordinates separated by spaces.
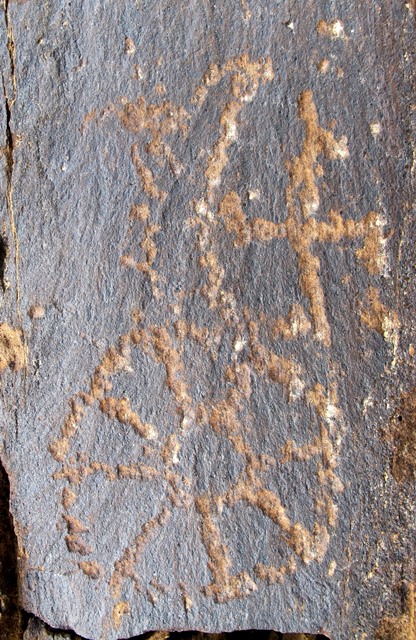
xmin=0 ymin=1 xmax=415 ymax=639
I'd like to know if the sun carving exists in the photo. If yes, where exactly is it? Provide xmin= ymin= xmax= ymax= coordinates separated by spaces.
xmin=49 ymin=53 xmax=391 ymax=625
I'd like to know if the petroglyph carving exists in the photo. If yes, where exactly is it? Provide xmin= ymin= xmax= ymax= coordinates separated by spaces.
xmin=49 ymin=53 xmax=398 ymax=628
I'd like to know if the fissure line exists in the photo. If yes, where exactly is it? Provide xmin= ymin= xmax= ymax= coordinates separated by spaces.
xmin=3 ymin=0 xmax=21 ymax=325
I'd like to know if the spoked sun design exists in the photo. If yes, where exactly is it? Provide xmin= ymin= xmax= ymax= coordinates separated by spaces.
xmin=50 ymin=54 xmax=391 ymax=623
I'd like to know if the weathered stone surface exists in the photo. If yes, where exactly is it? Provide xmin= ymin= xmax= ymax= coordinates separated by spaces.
xmin=0 ymin=1 xmax=414 ymax=639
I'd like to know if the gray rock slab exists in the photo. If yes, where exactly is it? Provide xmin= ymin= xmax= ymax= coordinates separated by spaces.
xmin=0 ymin=1 xmax=415 ymax=639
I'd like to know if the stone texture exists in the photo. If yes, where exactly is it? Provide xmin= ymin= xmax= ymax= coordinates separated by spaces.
xmin=0 ymin=1 xmax=415 ymax=639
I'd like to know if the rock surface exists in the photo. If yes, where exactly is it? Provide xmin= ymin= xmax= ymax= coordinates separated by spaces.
xmin=0 ymin=1 xmax=414 ymax=639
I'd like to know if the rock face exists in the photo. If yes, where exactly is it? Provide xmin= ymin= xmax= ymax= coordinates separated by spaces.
xmin=0 ymin=1 xmax=414 ymax=639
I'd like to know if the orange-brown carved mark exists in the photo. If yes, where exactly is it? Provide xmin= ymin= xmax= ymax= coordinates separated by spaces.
xmin=64 ymin=515 xmax=88 ymax=534
xmin=0 ymin=323 xmax=26 ymax=379
xmin=199 ymin=252 xmax=225 ymax=310
xmin=219 ymin=178 xmax=386 ymax=349
xmin=190 ymin=56 xmax=273 ymax=323
xmin=317 ymin=59 xmax=330 ymax=74
xmin=219 ymin=191 xmax=252 ymax=246
xmin=203 ymin=57 xmax=273 ymax=200
xmin=79 ymin=561 xmax=104 ymax=579
xmin=62 ymin=487 xmax=78 ymax=509
xmin=270 ymin=304 xmax=312 ymax=341
xmin=195 ymin=493 xmax=257 ymax=603
xmin=317 ymin=19 xmax=345 ymax=39
xmin=54 ymin=457 xmax=158 ymax=485
xmin=254 ymin=557 xmax=297 ymax=585
xmin=360 ymin=287 xmax=400 ymax=347
xmin=111 ymin=507 xmax=171 ymax=599
xmin=226 ymin=480 xmax=330 ymax=564
xmin=100 ymin=396 xmax=157 ymax=439
xmin=131 ymin=144 xmax=167 ymax=201
xmin=174 ymin=319 xmax=222 ymax=361
xmin=50 ymin=335 xmax=133 ymax=461
xmin=65 ymin=535 xmax=93 ymax=556
xmin=219 ymin=191 xmax=286 ymax=246
xmin=28 ymin=304 xmax=45 ymax=320
xmin=151 ymin=326 xmax=192 ymax=419
xmin=241 ymin=0 xmax=252 ymax=21
xmin=122 ymin=203 xmax=162 ymax=299
xmin=113 ymin=601 xmax=129 ymax=630
xmin=246 ymin=316 xmax=304 ymax=401
xmin=354 ymin=211 xmax=386 ymax=274
xmin=285 ymin=90 xmax=348 ymax=347
xmin=130 ymin=203 xmax=150 ymax=222
xmin=117 ymin=97 xmax=188 ymax=167
xmin=376 ymin=582 xmax=415 ymax=640
xmin=118 ymin=462 xmax=159 ymax=481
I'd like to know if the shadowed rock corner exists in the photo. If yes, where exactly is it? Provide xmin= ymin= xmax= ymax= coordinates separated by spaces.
xmin=0 ymin=460 xmax=21 ymax=640
xmin=22 ymin=624 xmax=329 ymax=640
xmin=389 ymin=388 xmax=416 ymax=484
xmin=376 ymin=582 xmax=416 ymax=640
